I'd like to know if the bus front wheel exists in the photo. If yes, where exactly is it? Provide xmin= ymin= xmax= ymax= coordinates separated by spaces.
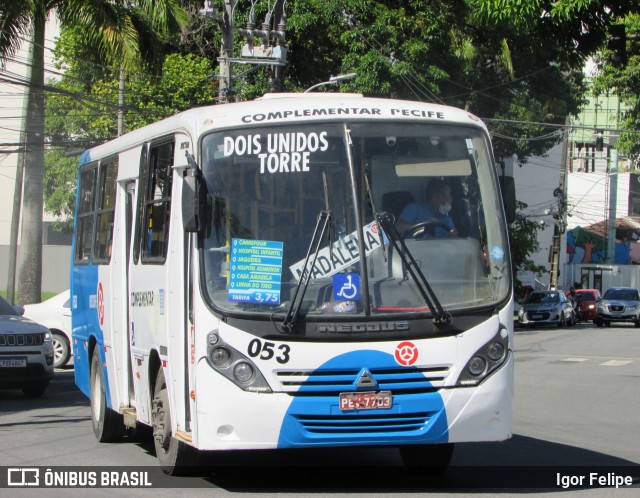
xmin=399 ymin=443 xmax=454 ymax=473
xmin=90 ymin=348 xmax=124 ymax=442
xmin=151 ymin=368 xmax=199 ymax=475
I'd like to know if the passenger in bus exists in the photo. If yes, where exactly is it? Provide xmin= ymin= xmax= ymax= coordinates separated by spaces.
xmin=395 ymin=179 xmax=458 ymax=237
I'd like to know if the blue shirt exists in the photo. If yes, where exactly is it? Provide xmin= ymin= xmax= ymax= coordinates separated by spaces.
xmin=398 ymin=203 xmax=454 ymax=237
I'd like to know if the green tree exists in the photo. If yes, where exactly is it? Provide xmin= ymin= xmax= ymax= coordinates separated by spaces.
xmin=509 ymin=202 xmax=548 ymax=296
xmin=44 ymin=51 xmax=216 ymax=227
xmin=0 ymin=0 xmax=186 ymax=303
xmin=592 ymin=13 xmax=640 ymax=167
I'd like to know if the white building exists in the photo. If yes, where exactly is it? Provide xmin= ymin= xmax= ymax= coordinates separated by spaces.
xmin=512 ymin=88 xmax=640 ymax=294
xmin=0 ymin=16 xmax=70 ymax=295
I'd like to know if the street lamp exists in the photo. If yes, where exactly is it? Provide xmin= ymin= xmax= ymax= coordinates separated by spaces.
xmin=304 ymin=73 xmax=357 ymax=93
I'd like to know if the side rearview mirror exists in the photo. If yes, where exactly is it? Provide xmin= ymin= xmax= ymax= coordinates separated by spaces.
xmin=182 ymin=175 xmax=208 ymax=232
xmin=499 ymin=176 xmax=516 ymax=224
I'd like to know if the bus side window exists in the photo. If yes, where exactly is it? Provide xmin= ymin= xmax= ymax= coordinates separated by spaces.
xmin=74 ymin=165 xmax=97 ymax=263
xmin=141 ymin=141 xmax=174 ymax=263
xmin=94 ymin=160 xmax=118 ymax=263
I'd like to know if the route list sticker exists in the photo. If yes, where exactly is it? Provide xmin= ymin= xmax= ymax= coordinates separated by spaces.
xmin=228 ymin=238 xmax=284 ymax=305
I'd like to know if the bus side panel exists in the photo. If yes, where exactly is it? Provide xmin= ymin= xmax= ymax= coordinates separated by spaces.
xmin=72 ymin=270 xmax=122 ymax=414
xmin=71 ymin=264 xmax=100 ymax=398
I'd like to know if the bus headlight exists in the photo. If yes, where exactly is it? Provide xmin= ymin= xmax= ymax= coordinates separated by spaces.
xmin=487 ymin=342 xmax=505 ymax=361
xmin=456 ymin=325 xmax=510 ymax=386
xmin=468 ymin=356 xmax=487 ymax=376
xmin=205 ymin=331 xmax=272 ymax=393
xmin=233 ymin=362 xmax=254 ymax=383
xmin=210 ymin=347 xmax=231 ymax=368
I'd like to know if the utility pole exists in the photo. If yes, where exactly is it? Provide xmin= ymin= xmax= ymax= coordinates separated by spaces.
xmin=218 ymin=0 xmax=234 ymax=104
xmin=549 ymin=116 xmax=570 ymax=290
xmin=606 ymin=149 xmax=619 ymax=263
xmin=201 ymin=0 xmax=288 ymax=104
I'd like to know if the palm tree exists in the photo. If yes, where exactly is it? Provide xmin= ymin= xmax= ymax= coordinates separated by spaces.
xmin=0 ymin=0 xmax=186 ymax=304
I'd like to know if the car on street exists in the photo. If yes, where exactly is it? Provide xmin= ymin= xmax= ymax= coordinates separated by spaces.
xmin=0 ymin=295 xmax=54 ymax=397
xmin=573 ymin=289 xmax=601 ymax=322
xmin=518 ymin=290 xmax=576 ymax=328
xmin=21 ymin=290 xmax=72 ymax=368
xmin=594 ymin=287 xmax=640 ymax=327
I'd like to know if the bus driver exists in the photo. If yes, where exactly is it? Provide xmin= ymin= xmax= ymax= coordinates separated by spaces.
xmin=395 ymin=179 xmax=458 ymax=237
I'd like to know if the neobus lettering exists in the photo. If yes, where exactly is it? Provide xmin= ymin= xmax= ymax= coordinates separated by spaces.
xmin=390 ymin=109 xmax=445 ymax=119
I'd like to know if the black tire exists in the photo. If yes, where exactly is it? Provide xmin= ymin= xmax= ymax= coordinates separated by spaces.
xmin=52 ymin=332 xmax=71 ymax=368
xmin=23 ymin=380 xmax=49 ymax=398
xmin=399 ymin=443 xmax=454 ymax=473
xmin=90 ymin=348 xmax=124 ymax=442
xmin=604 ymin=320 xmax=611 ymax=327
xmin=635 ymin=319 xmax=640 ymax=328
xmin=151 ymin=368 xmax=199 ymax=475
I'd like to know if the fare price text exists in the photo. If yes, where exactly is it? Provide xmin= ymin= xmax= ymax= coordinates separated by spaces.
xmin=557 ymin=472 xmax=634 ymax=489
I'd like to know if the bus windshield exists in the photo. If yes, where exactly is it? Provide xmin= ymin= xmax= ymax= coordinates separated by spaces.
xmin=200 ymin=122 xmax=510 ymax=319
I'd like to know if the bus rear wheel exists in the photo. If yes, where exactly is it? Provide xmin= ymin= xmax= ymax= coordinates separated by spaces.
xmin=151 ymin=368 xmax=199 ymax=475
xmin=399 ymin=443 xmax=454 ymax=473
xmin=90 ymin=348 xmax=124 ymax=442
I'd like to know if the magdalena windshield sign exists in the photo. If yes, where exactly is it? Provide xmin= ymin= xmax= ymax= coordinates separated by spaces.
xmin=289 ymin=222 xmax=387 ymax=280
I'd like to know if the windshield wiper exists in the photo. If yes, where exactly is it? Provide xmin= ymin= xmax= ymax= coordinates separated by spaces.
xmin=282 ymin=207 xmax=333 ymax=334
xmin=375 ymin=212 xmax=453 ymax=327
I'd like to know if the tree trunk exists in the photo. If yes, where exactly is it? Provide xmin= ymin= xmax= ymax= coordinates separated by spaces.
xmin=17 ymin=10 xmax=46 ymax=304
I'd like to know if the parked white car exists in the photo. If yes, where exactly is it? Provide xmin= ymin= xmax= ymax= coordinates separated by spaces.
xmin=22 ymin=290 xmax=72 ymax=368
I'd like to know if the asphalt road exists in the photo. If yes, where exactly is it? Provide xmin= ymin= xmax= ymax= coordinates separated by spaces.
xmin=1 ymin=321 xmax=638 ymax=495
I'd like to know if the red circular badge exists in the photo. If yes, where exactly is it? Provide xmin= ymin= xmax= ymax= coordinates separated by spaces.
xmin=97 ymin=282 xmax=105 ymax=327
xmin=395 ymin=341 xmax=418 ymax=366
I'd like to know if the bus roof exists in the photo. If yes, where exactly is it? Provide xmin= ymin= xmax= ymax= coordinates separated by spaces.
xmin=83 ymin=94 xmax=488 ymax=164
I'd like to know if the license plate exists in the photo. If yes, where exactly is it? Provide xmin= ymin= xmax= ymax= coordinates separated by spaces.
xmin=532 ymin=314 xmax=543 ymax=319
xmin=339 ymin=391 xmax=392 ymax=411
xmin=0 ymin=357 xmax=27 ymax=368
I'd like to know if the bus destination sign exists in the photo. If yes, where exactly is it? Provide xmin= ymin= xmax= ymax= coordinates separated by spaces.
xmin=228 ymin=238 xmax=284 ymax=305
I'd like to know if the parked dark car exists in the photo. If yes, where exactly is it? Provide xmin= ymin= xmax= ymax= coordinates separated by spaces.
xmin=595 ymin=287 xmax=640 ymax=327
xmin=0 ymin=296 xmax=54 ymax=397
xmin=573 ymin=289 xmax=601 ymax=322
xmin=518 ymin=290 xmax=576 ymax=328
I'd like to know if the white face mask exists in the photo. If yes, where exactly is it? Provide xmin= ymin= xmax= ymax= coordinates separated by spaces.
xmin=439 ymin=202 xmax=452 ymax=215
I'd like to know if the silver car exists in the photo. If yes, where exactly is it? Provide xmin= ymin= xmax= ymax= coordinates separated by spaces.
xmin=0 ymin=296 xmax=54 ymax=397
xmin=595 ymin=287 xmax=640 ymax=327
xmin=518 ymin=290 xmax=576 ymax=328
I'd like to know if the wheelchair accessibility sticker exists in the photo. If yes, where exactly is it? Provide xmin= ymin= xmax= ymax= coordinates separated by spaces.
xmin=333 ymin=273 xmax=361 ymax=301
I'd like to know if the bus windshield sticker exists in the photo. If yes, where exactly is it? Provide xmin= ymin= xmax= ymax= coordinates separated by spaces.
xmin=228 ymin=238 xmax=284 ymax=305
xmin=222 ymin=131 xmax=329 ymax=174
xmin=333 ymin=273 xmax=361 ymax=301
xmin=289 ymin=221 xmax=387 ymax=280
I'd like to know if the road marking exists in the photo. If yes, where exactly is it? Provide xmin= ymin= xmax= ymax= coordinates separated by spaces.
xmin=559 ymin=358 xmax=589 ymax=363
xmin=599 ymin=360 xmax=633 ymax=367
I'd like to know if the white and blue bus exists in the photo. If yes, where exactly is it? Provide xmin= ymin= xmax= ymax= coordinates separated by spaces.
xmin=71 ymin=93 xmax=515 ymax=474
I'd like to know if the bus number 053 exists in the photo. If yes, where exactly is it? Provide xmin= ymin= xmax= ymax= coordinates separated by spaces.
xmin=248 ymin=338 xmax=290 ymax=364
